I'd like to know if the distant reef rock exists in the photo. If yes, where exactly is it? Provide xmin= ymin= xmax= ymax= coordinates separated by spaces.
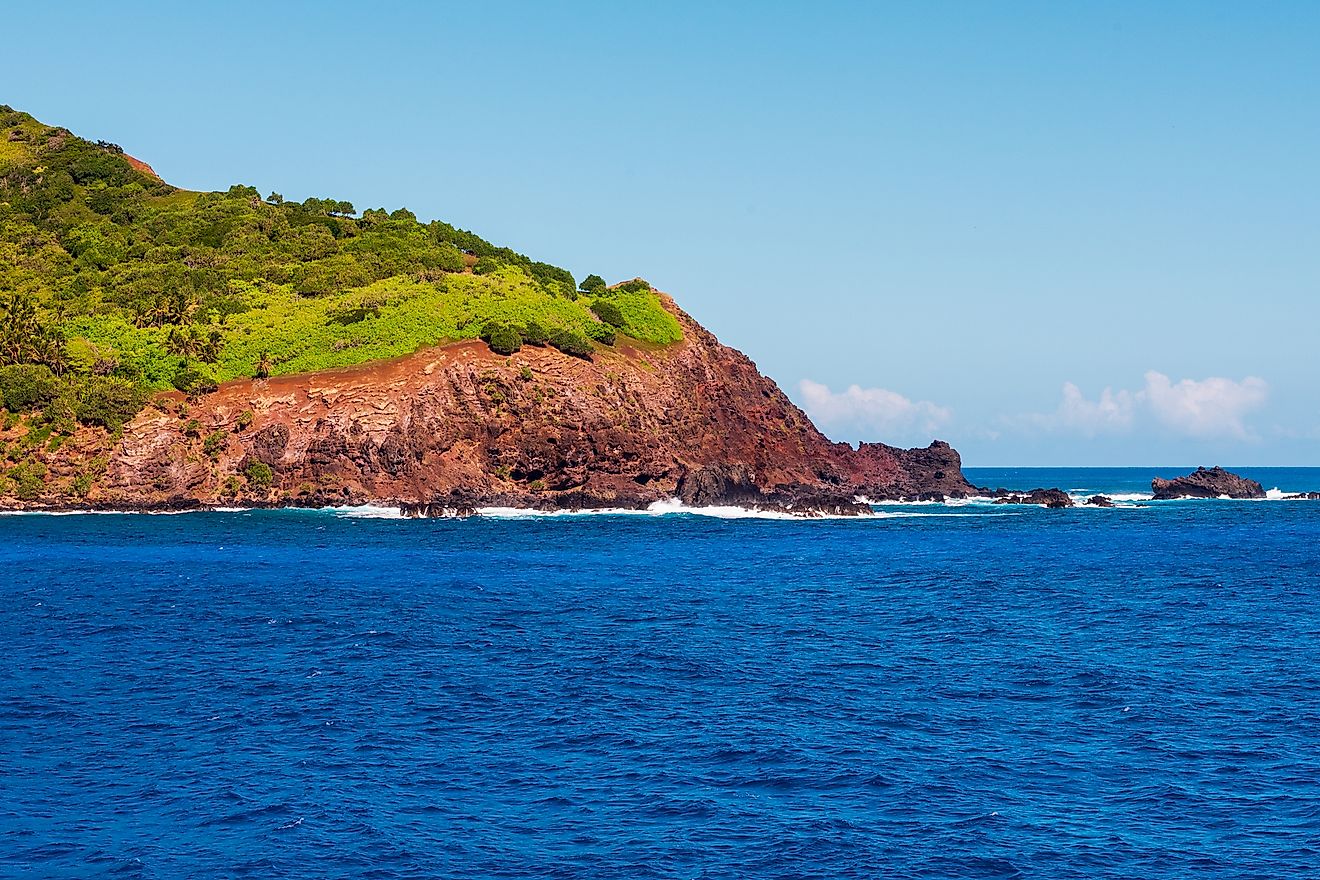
xmin=0 ymin=298 xmax=978 ymax=516
xmin=1086 ymin=495 xmax=1115 ymax=508
xmin=991 ymin=488 xmax=1074 ymax=509
xmin=1151 ymin=467 xmax=1266 ymax=500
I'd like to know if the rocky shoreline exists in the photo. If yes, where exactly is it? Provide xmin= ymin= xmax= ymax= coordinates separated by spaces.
xmin=7 ymin=475 xmax=1316 ymax=518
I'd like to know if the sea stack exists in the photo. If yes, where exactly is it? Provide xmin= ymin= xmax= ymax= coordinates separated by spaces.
xmin=1151 ymin=467 xmax=1266 ymax=500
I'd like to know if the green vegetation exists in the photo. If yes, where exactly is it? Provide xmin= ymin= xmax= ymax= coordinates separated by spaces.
xmin=589 ymin=298 xmax=625 ymax=329
xmin=0 ymin=106 xmax=682 ymax=436
xmin=74 ymin=376 xmax=146 ymax=431
xmin=243 ymin=460 xmax=273 ymax=488
xmin=484 ymin=324 xmax=522 ymax=356
xmin=548 ymin=328 xmax=594 ymax=359
xmin=203 ymin=429 xmax=226 ymax=458
xmin=8 ymin=460 xmax=45 ymax=500
xmin=0 ymin=364 xmax=60 ymax=411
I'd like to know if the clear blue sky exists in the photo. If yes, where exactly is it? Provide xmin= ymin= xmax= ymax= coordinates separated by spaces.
xmin=5 ymin=1 xmax=1317 ymax=465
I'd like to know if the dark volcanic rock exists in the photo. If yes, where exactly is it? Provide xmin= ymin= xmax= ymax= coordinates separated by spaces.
xmin=848 ymin=440 xmax=975 ymax=501
xmin=993 ymin=488 xmax=1074 ymax=508
xmin=1086 ymin=495 xmax=1115 ymax=507
xmin=400 ymin=502 xmax=477 ymax=519
xmin=1151 ymin=467 xmax=1265 ymax=500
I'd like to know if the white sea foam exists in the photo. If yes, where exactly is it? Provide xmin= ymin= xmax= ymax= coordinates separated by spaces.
xmin=330 ymin=505 xmax=408 ymax=519
xmin=1262 ymin=488 xmax=1314 ymax=501
xmin=857 ymin=495 xmax=1000 ymax=507
xmin=0 ymin=507 xmax=212 ymax=516
xmin=872 ymin=510 xmax=1015 ymax=518
xmin=475 ymin=505 xmax=655 ymax=519
xmin=1063 ymin=489 xmax=1154 ymax=502
xmin=479 ymin=499 xmax=839 ymax=520
xmin=476 ymin=499 xmax=1013 ymax=520
xmin=647 ymin=498 xmax=828 ymax=519
xmin=1062 ymin=491 xmax=1154 ymax=509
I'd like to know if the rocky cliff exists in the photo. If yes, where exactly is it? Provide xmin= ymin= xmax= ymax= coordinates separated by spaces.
xmin=1 ymin=297 xmax=975 ymax=515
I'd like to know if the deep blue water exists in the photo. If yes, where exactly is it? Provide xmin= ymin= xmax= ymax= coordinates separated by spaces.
xmin=3 ymin=469 xmax=1320 ymax=879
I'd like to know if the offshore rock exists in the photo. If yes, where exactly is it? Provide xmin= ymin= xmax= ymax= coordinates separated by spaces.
xmin=993 ymin=488 xmax=1075 ymax=509
xmin=1086 ymin=495 xmax=1116 ymax=508
xmin=0 ymin=297 xmax=977 ymax=515
xmin=1151 ymin=467 xmax=1265 ymax=500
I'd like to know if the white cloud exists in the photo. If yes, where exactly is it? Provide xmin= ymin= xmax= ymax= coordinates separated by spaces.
xmin=1023 ymin=372 xmax=1269 ymax=440
xmin=798 ymin=379 xmax=952 ymax=440
xmin=1142 ymin=371 xmax=1268 ymax=439
xmin=1050 ymin=382 xmax=1137 ymax=435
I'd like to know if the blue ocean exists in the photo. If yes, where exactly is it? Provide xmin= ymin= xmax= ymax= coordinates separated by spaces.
xmin=3 ymin=467 xmax=1319 ymax=879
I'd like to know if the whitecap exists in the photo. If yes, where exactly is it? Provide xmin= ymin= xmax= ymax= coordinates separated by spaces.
xmin=329 ymin=505 xmax=407 ymax=519
xmin=477 ymin=499 xmax=836 ymax=520
xmin=0 ymin=507 xmax=210 ymax=517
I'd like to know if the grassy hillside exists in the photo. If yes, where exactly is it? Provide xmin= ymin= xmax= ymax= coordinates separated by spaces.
xmin=0 ymin=105 xmax=681 ymax=437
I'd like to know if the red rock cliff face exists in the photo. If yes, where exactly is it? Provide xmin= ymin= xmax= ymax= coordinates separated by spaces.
xmin=8 ymin=297 xmax=975 ymax=513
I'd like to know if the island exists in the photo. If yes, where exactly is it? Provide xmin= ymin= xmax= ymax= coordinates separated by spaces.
xmin=0 ymin=107 xmax=977 ymax=515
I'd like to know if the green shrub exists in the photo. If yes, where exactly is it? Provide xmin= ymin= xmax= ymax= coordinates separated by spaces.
xmin=579 ymin=274 xmax=607 ymax=294
xmin=433 ymin=242 xmax=465 ymax=273
xmin=75 ymin=376 xmax=147 ymax=431
xmin=612 ymin=278 xmax=652 ymax=295
xmin=487 ymin=325 xmax=522 ymax=355
xmin=9 ymin=461 xmax=46 ymax=500
xmin=244 ymin=460 xmax=273 ymax=488
xmin=549 ymin=328 xmax=594 ymax=359
xmin=529 ymin=262 xmax=575 ymax=293
xmin=172 ymin=364 xmax=219 ymax=397
xmin=72 ymin=472 xmax=94 ymax=497
xmin=606 ymin=290 xmax=683 ymax=344
xmin=520 ymin=320 xmax=549 ymax=346
xmin=589 ymin=299 xmax=625 ymax=328
xmin=22 ymin=425 xmax=52 ymax=450
xmin=472 ymin=256 xmax=500 ymax=275
xmin=585 ymin=321 xmax=616 ymax=346
xmin=203 ymin=430 xmax=226 ymax=458
xmin=0 ymin=364 xmax=60 ymax=412
xmin=236 ymin=409 xmax=254 ymax=430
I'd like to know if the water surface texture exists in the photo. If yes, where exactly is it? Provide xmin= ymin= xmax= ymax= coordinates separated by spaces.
xmin=3 ymin=469 xmax=1319 ymax=878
